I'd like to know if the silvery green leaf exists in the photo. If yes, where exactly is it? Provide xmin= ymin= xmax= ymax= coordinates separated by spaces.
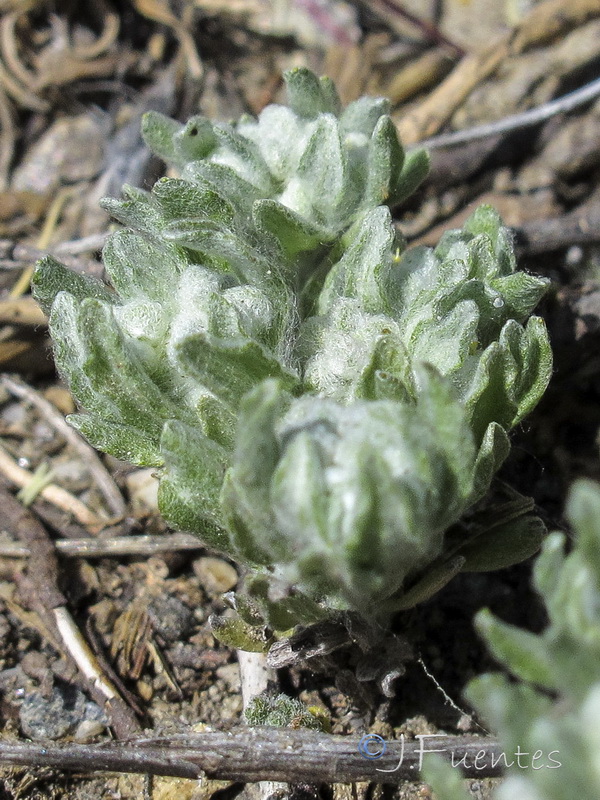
xmin=462 ymin=343 xmax=518 ymax=443
xmin=162 ymin=218 xmax=279 ymax=289
xmin=152 ymin=177 xmax=235 ymax=225
xmin=339 ymin=96 xmax=390 ymax=138
xmin=422 ymin=754 xmax=471 ymax=800
xmin=50 ymin=295 xmax=189 ymax=441
xmin=140 ymin=110 xmax=182 ymax=166
xmin=565 ymin=480 xmax=600 ymax=580
xmin=212 ymin=125 xmax=275 ymax=194
xmin=174 ymin=115 xmax=218 ymax=162
xmin=300 ymin=299 xmax=404 ymax=402
xmin=391 ymin=147 xmax=430 ymax=205
xmin=463 ymin=203 xmax=517 ymax=275
xmin=465 ymin=673 xmax=553 ymax=756
xmin=408 ymin=299 xmax=479 ymax=376
xmin=158 ymin=419 xmax=230 ymax=549
xmin=100 ymin=184 xmax=162 ymax=236
xmin=101 ymin=229 xmax=185 ymax=302
xmin=252 ymin=199 xmax=325 ymax=259
xmin=474 ymin=609 xmax=556 ymax=688
xmin=297 ymin=114 xmax=351 ymax=224
xmin=68 ymin=413 xmax=162 ymax=467
xmin=176 ymin=333 xmax=298 ymax=409
xmin=456 ymin=513 xmax=545 ymax=573
xmin=195 ymin=393 xmax=237 ymax=451
xmin=423 ymin=482 xmax=600 ymax=800
xmin=284 ymin=66 xmax=340 ymax=118
xmin=223 ymin=371 xmax=478 ymax=613
xmin=498 ymin=316 xmax=554 ymax=426
xmin=183 ymin=161 xmax=264 ymax=217
xmin=317 ymin=206 xmax=397 ymax=314
xmin=468 ymin=421 xmax=511 ymax=504
xmin=363 ymin=115 xmax=405 ymax=207
xmin=32 ymin=255 xmax=114 ymax=316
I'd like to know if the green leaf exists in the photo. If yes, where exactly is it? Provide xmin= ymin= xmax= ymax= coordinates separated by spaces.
xmin=340 ymin=96 xmax=390 ymax=138
xmin=364 ymin=115 xmax=405 ymax=207
xmin=463 ymin=343 xmax=517 ymax=443
xmin=270 ymin=432 xmax=329 ymax=560
xmin=220 ymin=381 xmax=290 ymax=565
xmin=176 ymin=332 xmax=298 ymax=409
xmin=153 ymin=177 xmax=234 ymax=225
xmin=392 ymin=556 xmax=466 ymax=611
xmin=565 ymin=479 xmax=600 ymax=580
xmin=474 ymin=609 xmax=555 ymax=688
xmin=284 ymin=67 xmax=335 ymax=119
xmin=32 ymin=256 xmax=114 ymax=316
xmin=68 ymin=413 xmax=162 ymax=467
xmin=50 ymin=294 xmax=184 ymax=437
xmin=465 ymin=672 xmax=553 ymax=749
xmin=209 ymin=612 xmax=270 ymax=652
xmin=141 ymin=111 xmax=183 ymax=167
xmin=245 ymin=574 xmax=327 ymax=630
xmin=318 ymin=207 xmax=396 ymax=314
xmin=422 ymin=754 xmax=470 ymax=800
xmin=463 ymin=204 xmax=516 ymax=275
xmin=100 ymin=185 xmax=162 ymax=235
xmin=456 ymin=513 xmax=545 ymax=572
xmin=298 ymin=114 xmax=350 ymax=222
xmin=212 ymin=124 xmax=274 ymax=193
xmin=393 ymin=147 xmax=429 ymax=204
xmin=499 ymin=317 xmax=553 ymax=426
xmin=253 ymin=199 xmax=325 ymax=259
xmin=468 ymin=421 xmax=511 ymax=504
xmin=174 ymin=115 xmax=217 ymax=162
xmin=102 ymin=229 xmax=185 ymax=301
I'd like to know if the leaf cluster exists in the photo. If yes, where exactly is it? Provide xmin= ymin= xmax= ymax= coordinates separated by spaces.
xmin=33 ymin=68 xmax=552 ymax=621
xmin=424 ymin=480 xmax=600 ymax=800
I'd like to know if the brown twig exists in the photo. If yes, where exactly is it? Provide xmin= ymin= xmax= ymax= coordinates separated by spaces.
xmin=0 ymin=238 xmax=105 ymax=275
xmin=360 ymin=0 xmax=465 ymax=57
xmin=2 ymin=375 xmax=127 ymax=518
xmin=397 ymin=0 xmax=600 ymax=144
xmin=0 ymin=729 xmax=504 ymax=782
xmin=0 ymin=533 xmax=203 ymax=559
xmin=0 ymin=83 xmax=15 ymax=189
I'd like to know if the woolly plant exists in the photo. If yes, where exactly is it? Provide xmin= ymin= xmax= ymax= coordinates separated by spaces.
xmin=33 ymin=68 xmax=552 ymax=624
xmin=423 ymin=479 xmax=600 ymax=800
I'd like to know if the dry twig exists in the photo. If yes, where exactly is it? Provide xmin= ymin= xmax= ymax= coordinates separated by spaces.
xmin=397 ymin=0 xmax=600 ymax=144
xmin=420 ymin=76 xmax=600 ymax=149
xmin=2 ymin=375 xmax=126 ymax=518
xmin=0 ymin=237 xmax=105 ymax=274
xmin=0 ymin=441 xmax=104 ymax=528
xmin=0 ymin=533 xmax=202 ymax=559
xmin=0 ymin=728 xmax=504 ymax=782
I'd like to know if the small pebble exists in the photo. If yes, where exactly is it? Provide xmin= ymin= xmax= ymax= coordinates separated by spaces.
xmin=147 ymin=594 xmax=194 ymax=642
xmin=126 ymin=468 xmax=159 ymax=516
xmin=193 ymin=556 xmax=238 ymax=594
xmin=19 ymin=684 xmax=105 ymax=740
